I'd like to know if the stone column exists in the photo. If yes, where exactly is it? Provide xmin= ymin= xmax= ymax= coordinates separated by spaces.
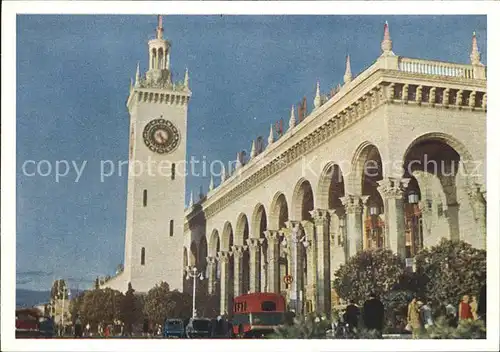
xmin=246 ymin=238 xmax=262 ymax=293
xmin=285 ymin=221 xmax=304 ymax=314
xmin=301 ymin=220 xmax=316 ymax=314
xmin=217 ymin=251 xmax=231 ymax=315
xmin=340 ymin=195 xmax=365 ymax=257
xmin=377 ymin=177 xmax=409 ymax=258
xmin=361 ymin=197 xmax=370 ymax=250
xmin=311 ymin=209 xmax=331 ymax=317
xmin=232 ymin=245 xmax=246 ymax=297
xmin=206 ymin=256 xmax=217 ymax=295
xmin=264 ymin=230 xmax=281 ymax=293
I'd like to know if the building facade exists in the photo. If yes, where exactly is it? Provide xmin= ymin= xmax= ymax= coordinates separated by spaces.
xmin=105 ymin=19 xmax=487 ymax=316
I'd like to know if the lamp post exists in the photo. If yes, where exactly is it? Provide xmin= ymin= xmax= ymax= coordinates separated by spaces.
xmin=369 ymin=204 xmax=379 ymax=248
xmin=408 ymin=191 xmax=420 ymax=256
xmin=186 ymin=266 xmax=204 ymax=318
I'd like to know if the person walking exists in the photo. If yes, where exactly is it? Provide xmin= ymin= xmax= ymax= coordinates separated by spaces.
xmin=406 ymin=297 xmax=421 ymax=336
xmin=458 ymin=295 xmax=473 ymax=321
xmin=73 ymin=316 xmax=83 ymax=338
xmin=420 ymin=300 xmax=434 ymax=329
xmin=343 ymin=300 xmax=360 ymax=334
xmin=362 ymin=292 xmax=385 ymax=337
xmin=469 ymin=296 xmax=479 ymax=320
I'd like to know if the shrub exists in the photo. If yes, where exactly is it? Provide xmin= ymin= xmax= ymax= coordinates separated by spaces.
xmin=417 ymin=317 xmax=486 ymax=339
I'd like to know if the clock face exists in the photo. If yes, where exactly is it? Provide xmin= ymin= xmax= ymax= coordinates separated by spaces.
xmin=143 ymin=119 xmax=180 ymax=154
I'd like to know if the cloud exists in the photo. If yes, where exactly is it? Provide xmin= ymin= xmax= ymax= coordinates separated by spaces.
xmin=16 ymin=278 xmax=34 ymax=285
xmin=65 ymin=277 xmax=95 ymax=284
xmin=17 ymin=270 xmax=54 ymax=278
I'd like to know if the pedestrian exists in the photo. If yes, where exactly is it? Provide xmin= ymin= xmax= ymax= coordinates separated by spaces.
xmin=458 ymin=295 xmax=473 ymax=321
xmin=420 ymin=300 xmax=434 ymax=329
xmin=445 ymin=302 xmax=457 ymax=327
xmin=362 ymin=292 xmax=385 ymax=337
xmin=73 ymin=315 xmax=83 ymax=338
xmin=406 ymin=297 xmax=421 ymax=336
xmin=142 ymin=318 xmax=149 ymax=337
xmin=85 ymin=323 xmax=90 ymax=337
xmin=343 ymin=300 xmax=360 ymax=334
xmin=469 ymin=295 xmax=479 ymax=320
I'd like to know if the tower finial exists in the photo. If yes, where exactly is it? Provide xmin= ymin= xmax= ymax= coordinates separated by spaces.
xmin=157 ymin=15 xmax=164 ymax=39
xmin=268 ymin=124 xmax=274 ymax=145
xmin=381 ymin=21 xmax=394 ymax=55
xmin=209 ymin=175 xmax=214 ymax=191
xmin=221 ymin=164 xmax=227 ymax=182
xmin=288 ymin=105 xmax=296 ymax=130
xmin=470 ymin=31 xmax=481 ymax=65
xmin=343 ymin=55 xmax=352 ymax=84
xmin=250 ymin=140 xmax=257 ymax=158
xmin=135 ymin=62 xmax=140 ymax=87
xmin=189 ymin=190 xmax=194 ymax=207
xmin=314 ymin=81 xmax=321 ymax=109
xmin=184 ymin=68 xmax=189 ymax=89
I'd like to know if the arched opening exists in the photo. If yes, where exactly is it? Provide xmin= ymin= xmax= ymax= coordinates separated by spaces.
xmin=269 ymin=192 xmax=290 ymax=295
xmin=235 ymin=214 xmax=250 ymax=294
xmin=292 ymin=179 xmax=315 ymax=221
xmin=359 ymin=145 xmax=385 ymax=250
xmin=158 ymin=48 xmax=164 ymax=70
xmin=251 ymin=204 xmax=267 ymax=292
xmin=198 ymin=236 xmax=209 ymax=295
xmin=190 ymin=241 xmax=198 ymax=267
xmin=403 ymin=136 xmax=465 ymax=247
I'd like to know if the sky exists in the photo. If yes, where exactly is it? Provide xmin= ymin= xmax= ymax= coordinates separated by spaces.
xmin=16 ymin=15 xmax=487 ymax=292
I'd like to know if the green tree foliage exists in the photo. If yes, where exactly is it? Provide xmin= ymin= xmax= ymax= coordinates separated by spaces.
xmin=333 ymin=248 xmax=406 ymax=303
xmin=50 ymin=279 xmax=68 ymax=300
xmin=80 ymin=288 xmax=123 ymax=325
xmin=120 ymin=283 xmax=140 ymax=334
xmin=143 ymin=281 xmax=172 ymax=325
xmin=417 ymin=317 xmax=486 ymax=339
xmin=271 ymin=315 xmax=330 ymax=339
xmin=69 ymin=291 xmax=86 ymax=322
xmin=414 ymin=239 xmax=486 ymax=305
xmin=94 ymin=277 xmax=100 ymax=290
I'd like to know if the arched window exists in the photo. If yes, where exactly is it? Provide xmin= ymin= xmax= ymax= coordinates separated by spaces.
xmin=141 ymin=247 xmax=145 ymax=265
xmin=143 ymin=189 xmax=147 ymax=207
xmin=171 ymin=163 xmax=176 ymax=180
xmin=170 ymin=220 xmax=174 ymax=237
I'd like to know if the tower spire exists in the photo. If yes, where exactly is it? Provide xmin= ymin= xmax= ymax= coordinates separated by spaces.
xmin=343 ymin=55 xmax=352 ymax=84
xmin=250 ymin=140 xmax=257 ymax=158
xmin=268 ymin=124 xmax=274 ymax=145
xmin=221 ymin=164 xmax=227 ymax=182
xmin=381 ymin=21 xmax=394 ymax=55
xmin=209 ymin=175 xmax=214 ymax=191
xmin=288 ymin=105 xmax=296 ymax=130
xmin=156 ymin=15 xmax=164 ymax=39
xmin=314 ymin=81 xmax=321 ymax=109
xmin=470 ymin=31 xmax=481 ymax=65
xmin=184 ymin=68 xmax=189 ymax=89
xmin=135 ymin=62 xmax=140 ymax=87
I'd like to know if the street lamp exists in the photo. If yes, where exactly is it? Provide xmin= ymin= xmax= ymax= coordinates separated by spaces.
xmin=185 ymin=267 xmax=204 ymax=318
xmin=408 ymin=191 xmax=420 ymax=257
xmin=369 ymin=204 xmax=380 ymax=248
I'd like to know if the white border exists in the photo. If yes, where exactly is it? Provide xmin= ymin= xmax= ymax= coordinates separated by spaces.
xmin=2 ymin=1 xmax=499 ymax=352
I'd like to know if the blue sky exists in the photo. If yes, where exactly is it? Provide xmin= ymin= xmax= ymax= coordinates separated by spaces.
xmin=16 ymin=15 xmax=486 ymax=291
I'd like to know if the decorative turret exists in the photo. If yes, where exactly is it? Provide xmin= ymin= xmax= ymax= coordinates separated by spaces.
xmin=209 ymin=175 xmax=214 ymax=191
xmin=381 ymin=21 xmax=394 ymax=56
xmin=268 ymin=124 xmax=274 ymax=145
xmin=184 ymin=68 xmax=190 ymax=89
xmin=221 ymin=164 xmax=227 ymax=182
xmin=145 ymin=15 xmax=172 ymax=84
xmin=250 ymin=140 xmax=257 ymax=158
xmin=343 ymin=56 xmax=352 ymax=84
xmin=134 ymin=62 xmax=140 ymax=87
xmin=235 ymin=152 xmax=243 ymax=169
xmin=314 ymin=81 xmax=321 ymax=109
xmin=288 ymin=105 xmax=296 ymax=130
xmin=470 ymin=31 xmax=482 ymax=65
xmin=189 ymin=191 xmax=194 ymax=207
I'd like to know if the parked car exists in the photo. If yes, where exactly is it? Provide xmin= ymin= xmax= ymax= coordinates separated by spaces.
xmin=185 ymin=317 xmax=212 ymax=338
xmin=163 ymin=318 xmax=185 ymax=338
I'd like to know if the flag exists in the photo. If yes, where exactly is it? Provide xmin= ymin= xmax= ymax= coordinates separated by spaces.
xmin=255 ymin=136 xmax=264 ymax=154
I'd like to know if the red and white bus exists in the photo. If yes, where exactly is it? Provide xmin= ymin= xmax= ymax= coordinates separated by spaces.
xmin=231 ymin=292 xmax=286 ymax=337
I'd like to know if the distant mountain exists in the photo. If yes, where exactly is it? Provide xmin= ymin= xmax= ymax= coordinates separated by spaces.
xmin=16 ymin=289 xmax=51 ymax=308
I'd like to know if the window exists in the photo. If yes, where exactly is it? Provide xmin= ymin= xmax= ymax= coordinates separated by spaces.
xmin=143 ymin=189 xmax=147 ymax=207
xmin=141 ymin=247 xmax=145 ymax=265
xmin=170 ymin=220 xmax=174 ymax=237
xmin=261 ymin=301 xmax=277 ymax=312
xmin=171 ymin=163 xmax=176 ymax=180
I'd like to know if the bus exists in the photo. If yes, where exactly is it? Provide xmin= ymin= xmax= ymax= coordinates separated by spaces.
xmin=231 ymin=292 xmax=286 ymax=337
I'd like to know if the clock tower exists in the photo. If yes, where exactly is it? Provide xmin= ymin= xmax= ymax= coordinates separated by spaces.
xmin=122 ymin=16 xmax=190 ymax=292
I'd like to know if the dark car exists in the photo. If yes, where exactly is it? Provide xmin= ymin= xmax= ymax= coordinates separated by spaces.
xmin=163 ymin=318 xmax=185 ymax=338
xmin=185 ymin=318 xmax=212 ymax=338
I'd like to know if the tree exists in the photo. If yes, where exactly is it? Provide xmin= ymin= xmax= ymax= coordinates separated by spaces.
xmin=69 ymin=291 xmax=86 ymax=322
xmin=80 ymin=288 xmax=123 ymax=326
xmin=414 ymin=238 xmax=486 ymax=306
xmin=94 ymin=277 xmax=100 ymax=290
xmin=333 ymin=248 xmax=406 ymax=303
xmin=120 ymin=282 xmax=140 ymax=334
xmin=50 ymin=279 xmax=68 ymax=301
xmin=143 ymin=282 xmax=192 ymax=325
